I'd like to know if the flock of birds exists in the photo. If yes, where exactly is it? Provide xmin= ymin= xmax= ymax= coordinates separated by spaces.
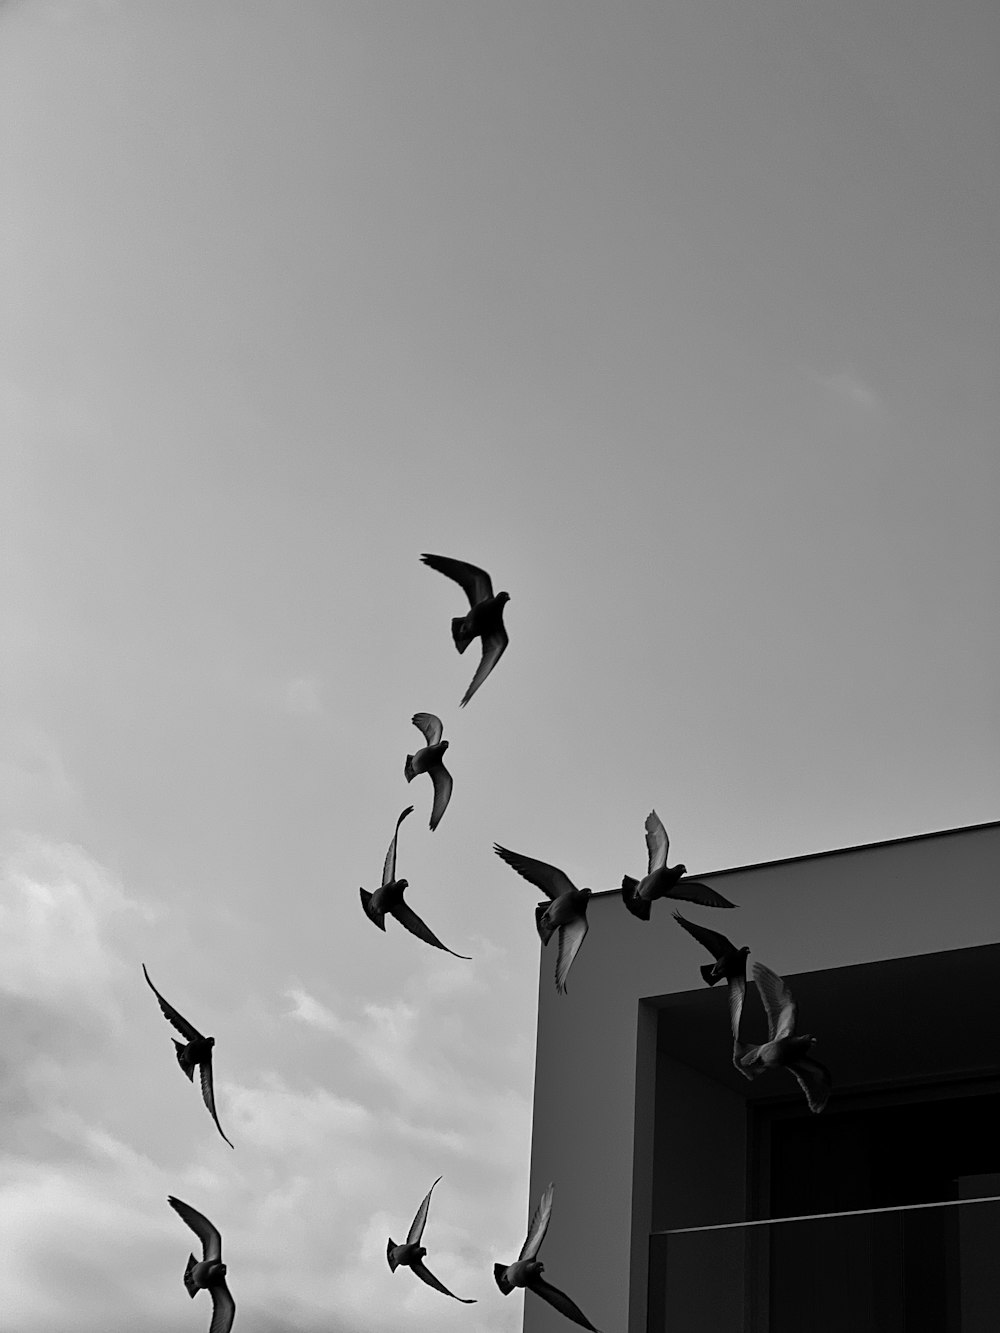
xmin=141 ymin=554 xmax=831 ymax=1333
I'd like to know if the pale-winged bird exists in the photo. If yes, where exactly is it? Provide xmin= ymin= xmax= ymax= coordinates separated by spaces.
xmin=734 ymin=962 xmax=832 ymax=1113
xmin=621 ymin=810 xmax=736 ymax=918
xmin=672 ymin=910 xmax=749 ymax=1041
xmin=167 ymin=1195 xmax=236 ymax=1333
xmin=494 ymin=1183 xmax=599 ymax=1331
xmin=142 ymin=965 xmax=234 ymax=1148
xmin=387 ymin=1177 xmax=476 ymax=1303
xmin=493 ymin=844 xmax=592 ymax=994
xmin=404 ymin=713 xmax=453 ymax=831
xmin=420 ymin=554 xmax=509 ymax=707
xmin=360 ymin=806 xmax=470 ymax=958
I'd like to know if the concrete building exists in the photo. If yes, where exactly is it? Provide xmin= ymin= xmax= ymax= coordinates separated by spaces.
xmin=524 ymin=820 xmax=1000 ymax=1333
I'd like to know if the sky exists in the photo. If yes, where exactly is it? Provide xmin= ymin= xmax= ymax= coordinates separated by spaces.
xmin=2 ymin=1 xmax=998 ymax=1330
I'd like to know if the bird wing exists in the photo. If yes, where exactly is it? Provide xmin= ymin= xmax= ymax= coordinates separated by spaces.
xmin=142 ymin=965 xmax=204 ymax=1042
xmin=392 ymin=901 xmax=471 ymax=959
xmin=382 ymin=806 xmax=414 ymax=886
xmin=412 ymin=712 xmax=443 ymax=746
xmin=411 ymin=1258 xmax=476 ymax=1303
xmin=790 ymin=1056 xmax=832 ymax=1114
xmin=670 ymin=879 xmax=737 ymax=909
xmin=555 ymin=916 xmax=589 ymax=995
xmin=199 ymin=1057 xmax=235 ymax=1149
xmin=168 ymin=1196 xmax=222 ymax=1262
xmin=671 ymin=910 xmax=733 ymax=961
xmin=428 ymin=764 xmax=453 ymax=832
xmin=493 ymin=845 xmax=577 ymax=899
xmin=727 ymin=975 xmax=747 ymax=1044
xmin=528 ymin=1274 xmax=600 ymax=1332
xmin=420 ymin=553 xmax=494 ymax=607
xmin=208 ymin=1277 xmax=236 ymax=1333
xmin=519 ymin=1182 xmax=554 ymax=1261
xmin=620 ymin=876 xmax=651 ymax=920
xmin=459 ymin=624 xmax=508 ymax=708
xmin=406 ymin=1177 xmax=441 ymax=1245
xmin=493 ymin=1263 xmax=515 ymax=1295
xmin=752 ymin=962 xmax=797 ymax=1041
xmin=644 ymin=810 xmax=669 ymax=872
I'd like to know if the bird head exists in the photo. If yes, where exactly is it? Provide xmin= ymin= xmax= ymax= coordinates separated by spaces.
xmin=677 ymin=863 xmax=688 ymax=876
xmin=498 ymin=591 xmax=511 ymax=605
xmin=396 ymin=878 xmax=409 ymax=891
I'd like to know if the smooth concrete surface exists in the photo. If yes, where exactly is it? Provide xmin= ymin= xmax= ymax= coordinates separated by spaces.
xmin=523 ymin=821 xmax=1000 ymax=1333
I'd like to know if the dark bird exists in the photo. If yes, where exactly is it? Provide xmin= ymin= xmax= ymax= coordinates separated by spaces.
xmin=621 ymin=811 xmax=736 ymax=918
xmin=404 ymin=713 xmax=453 ymax=832
xmin=673 ymin=910 xmax=749 ymax=1041
xmin=494 ymin=1183 xmax=599 ymax=1332
xmin=493 ymin=844 xmax=592 ymax=994
xmin=167 ymin=1195 xmax=236 ymax=1333
xmin=734 ymin=962 xmax=832 ymax=1113
xmin=420 ymin=554 xmax=509 ymax=707
xmin=142 ymin=965 xmax=234 ymax=1148
xmin=360 ymin=806 xmax=470 ymax=959
xmin=387 ymin=1176 xmax=476 ymax=1303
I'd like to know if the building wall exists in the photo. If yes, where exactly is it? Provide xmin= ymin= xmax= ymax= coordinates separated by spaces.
xmin=524 ymin=821 xmax=1000 ymax=1333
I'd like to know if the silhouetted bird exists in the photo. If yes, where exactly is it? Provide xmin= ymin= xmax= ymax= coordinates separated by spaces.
xmin=404 ymin=713 xmax=453 ymax=831
xmin=672 ymin=910 xmax=749 ymax=1040
xmin=142 ymin=965 xmax=234 ymax=1148
xmin=621 ymin=811 xmax=735 ymax=918
xmin=734 ymin=962 xmax=832 ymax=1113
xmin=494 ymin=1183 xmax=599 ymax=1331
xmin=167 ymin=1195 xmax=236 ymax=1333
xmin=493 ymin=845 xmax=592 ymax=994
xmin=420 ymin=554 xmax=509 ymax=706
xmin=387 ymin=1177 xmax=476 ymax=1303
xmin=360 ymin=806 xmax=470 ymax=958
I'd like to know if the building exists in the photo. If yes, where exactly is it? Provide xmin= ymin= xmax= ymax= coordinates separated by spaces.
xmin=524 ymin=820 xmax=1000 ymax=1333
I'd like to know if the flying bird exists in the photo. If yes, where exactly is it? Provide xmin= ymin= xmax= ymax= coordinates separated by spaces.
xmin=404 ymin=713 xmax=453 ymax=831
xmin=360 ymin=806 xmax=470 ymax=959
xmin=142 ymin=965 xmax=234 ymax=1148
xmin=420 ymin=554 xmax=509 ymax=707
xmin=672 ymin=910 xmax=749 ymax=1041
xmin=621 ymin=811 xmax=736 ymax=918
xmin=167 ymin=1195 xmax=236 ymax=1333
xmin=734 ymin=962 xmax=832 ymax=1113
xmin=494 ymin=1183 xmax=599 ymax=1332
xmin=493 ymin=844 xmax=592 ymax=994
xmin=387 ymin=1176 xmax=476 ymax=1303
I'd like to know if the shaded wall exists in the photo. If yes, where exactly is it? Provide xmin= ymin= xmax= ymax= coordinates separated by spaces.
xmin=524 ymin=822 xmax=1000 ymax=1333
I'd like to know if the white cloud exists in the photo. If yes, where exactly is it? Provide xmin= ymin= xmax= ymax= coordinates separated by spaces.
xmin=0 ymin=836 xmax=151 ymax=1016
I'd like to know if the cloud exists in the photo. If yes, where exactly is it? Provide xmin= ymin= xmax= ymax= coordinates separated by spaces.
xmin=0 ymin=835 xmax=151 ymax=1017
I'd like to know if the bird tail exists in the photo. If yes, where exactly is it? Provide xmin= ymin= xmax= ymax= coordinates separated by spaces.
xmin=451 ymin=615 xmax=473 ymax=653
xmin=700 ymin=963 xmax=722 ymax=987
xmin=534 ymin=903 xmax=556 ymax=946
xmin=183 ymin=1254 xmax=199 ymax=1298
xmin=172 ymin=1040 xmax=197 ymax=1081
xmin=621 ymin=876 xmax=650 ymax=921
xmin=732 ymin=1041 xmax=759 ymax=1080
xmin=493 ymin=1263 xmax=514 ymax=1295
xmin=359 ymin=888 xmax=386 ymax=931
xmin=386 ymin=1239 xmax=399 ymax=1272
xmin=404 ymin=754 xmax=416 ymax=782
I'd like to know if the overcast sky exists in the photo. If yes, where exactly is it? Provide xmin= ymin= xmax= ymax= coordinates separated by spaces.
xmin=3 ymin=2 xmax=998 ymax=1330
